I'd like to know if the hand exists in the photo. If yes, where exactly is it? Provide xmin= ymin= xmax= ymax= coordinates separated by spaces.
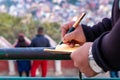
xmin=70 ymin=42 xmax=98 ymax=77
xmin=61 ymin=22 xmax=86 ymax=47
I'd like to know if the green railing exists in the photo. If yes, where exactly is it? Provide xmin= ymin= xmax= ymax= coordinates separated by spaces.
xmin=0 ymin=47 xmax=70 ymax=60
xmin=0 ymin=48 xmax=119 ymax=80
xmin=0 ymin=77 xmax=119 ymax=80
xmin=0 ymin=77 xmax=79 ymax=80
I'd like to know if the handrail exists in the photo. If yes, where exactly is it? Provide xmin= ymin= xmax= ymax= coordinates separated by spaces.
xmin=0 ymin=47 xmax=71 ymax=60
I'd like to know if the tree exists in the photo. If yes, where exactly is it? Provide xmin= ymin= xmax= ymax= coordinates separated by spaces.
xmin=42 ymin=22 xmax=61 ymax=43
xmin=0 ymin=13 xmax=61 ymax=44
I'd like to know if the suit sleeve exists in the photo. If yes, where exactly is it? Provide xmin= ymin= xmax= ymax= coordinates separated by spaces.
xmin=82 ymin=18 xmax=112 ymax=42
xmin=92 ymin=18 xmax=120 ymax=71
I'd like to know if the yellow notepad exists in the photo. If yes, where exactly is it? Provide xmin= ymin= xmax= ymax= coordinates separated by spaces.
xmin=44 ymin=44 xmax=80 ymax=54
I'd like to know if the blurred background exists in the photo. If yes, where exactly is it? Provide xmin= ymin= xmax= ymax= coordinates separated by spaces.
xmin=0 ymin=0 xmax=116 ymax=78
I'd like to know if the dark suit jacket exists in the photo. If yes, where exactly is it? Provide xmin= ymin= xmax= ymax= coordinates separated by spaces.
xmin=30 ymin=34 xmax=50 ymax=47
xmin=82 ymin=0 xmax=120 ymax=71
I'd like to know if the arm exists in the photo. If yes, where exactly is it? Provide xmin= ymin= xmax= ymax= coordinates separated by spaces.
xmin=61 ymin=18 xmax=112 ymax=47
xmin=70 ymin=18 xmax=114 ymax=77
xmin=71 ymin=42 xmax=97 ymax=77
xmin=92 ymin=18 xmax=120 ymax=71
xmin=82 ymin=18 xmax=112 ymax=42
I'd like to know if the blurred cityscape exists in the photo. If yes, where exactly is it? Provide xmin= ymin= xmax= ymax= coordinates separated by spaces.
xmin=0 ymin=0 xmax=113 ymax=25
xmin=0 ymin=0 xmax=115 ymax=79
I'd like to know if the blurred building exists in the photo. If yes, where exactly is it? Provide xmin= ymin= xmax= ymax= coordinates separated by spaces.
xmin=0 ymin=36 xmax=15 ymax=76
xmin=0 ymin=0 xmax=113 ymax=25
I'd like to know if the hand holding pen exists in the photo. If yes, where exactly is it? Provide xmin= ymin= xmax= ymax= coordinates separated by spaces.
xmin=60 ymin=12 xmax=86 ymax=47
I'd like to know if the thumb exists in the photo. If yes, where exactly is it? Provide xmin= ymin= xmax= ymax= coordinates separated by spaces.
xmin=62 ymin=32 xmax=75 ymax=43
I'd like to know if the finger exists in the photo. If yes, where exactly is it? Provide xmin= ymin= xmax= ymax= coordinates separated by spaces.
xmin=62 ymin=32 xmax=75 ymax=43
xmin=70 ymin=54 xmax=79 ymax=68
xmin=61 ymin=24 xmax=69 ymax=38
xmin=78 ymin=42 xmax=85 ymax=46
xmin=69 ymin=41 xmax=76 ymax=47
xmin=69 ymin=43 xmax=75 ymax=48
xmin=61 ymin=22 xmax=75 ymax=38
xmin=74 ymin=62 xmax=78 ymax=67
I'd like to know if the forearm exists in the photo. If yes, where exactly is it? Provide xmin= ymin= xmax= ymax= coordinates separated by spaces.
xmin=92 ymin=18 xmax=120 ymax=71
xmin=82 ymin=18 xmax=112 ymax=42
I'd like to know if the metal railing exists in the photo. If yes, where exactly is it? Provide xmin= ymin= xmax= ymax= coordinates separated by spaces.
xmin=0 ymin=48 xmax=119 ymax=80
xmin=0 ymin=47 xmax=70 ymax=60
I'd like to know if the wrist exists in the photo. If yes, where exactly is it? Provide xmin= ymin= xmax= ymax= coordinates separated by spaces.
xmin=88 ymin=47 xmax=104 ymax=73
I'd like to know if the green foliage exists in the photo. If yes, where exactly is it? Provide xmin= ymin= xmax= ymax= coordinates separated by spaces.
xmin=42 ymin=22 xmax=61 ymax=43
xmin=0 ymin=13 xmax=23 ymax=43
xmin=0 ymin=13 xmax=61 ymax=44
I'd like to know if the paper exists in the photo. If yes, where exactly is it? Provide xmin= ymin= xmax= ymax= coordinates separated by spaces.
xmin=55 ymin=44 xmax=80 ymax=52
xmin=44 ymin=44 xmax=80 ymax=54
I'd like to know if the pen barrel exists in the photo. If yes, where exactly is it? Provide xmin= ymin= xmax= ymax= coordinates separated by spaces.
xmin=67 ymin=27 xmax=75 ymax=33
xmin=59 ymin=41 xmax=63 ymax=45
xmin=59 ymin=27 xmax=75 ymax=45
